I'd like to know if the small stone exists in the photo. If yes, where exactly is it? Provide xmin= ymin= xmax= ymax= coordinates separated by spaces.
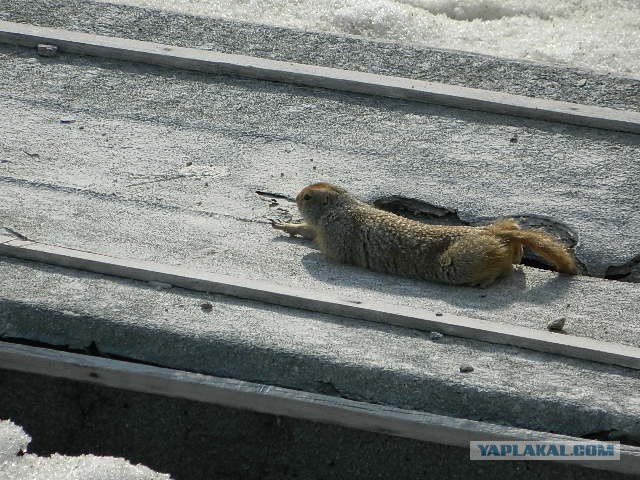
xmin=204 ymin=182 xmax=209 ymax=187
xmin=196 ymin=201 xmax=202 ymax=206
xmin=280 ymin=172 xmax=284 ymax=177
xmin=435 ymin=312 xmax=443 ymax=317
xmin=429 ymin=331 xmax=443 ymax=341
xmin=576 ymin=79 xmax=587 ymax=87
xmin=509 ymin=135 xmax=518 ymax=143
xmin=60 ymin=118 xmax=76 ymax=124
xmin=148 ymin=281 xmax=172 ymax=290
xmin=185 ymin=161 xmax=193 ymax=167
xmin=37 ymin=43 xmax=59 ymax=57
xmin=200 ymin=302 xmax=213 ymax=312
xmin=459 ymin=365 xmax=474 ymax=373
xmin=547 ymin=317 xmax=566 ymax=332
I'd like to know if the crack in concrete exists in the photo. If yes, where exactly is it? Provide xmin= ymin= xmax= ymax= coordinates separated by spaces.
xmin=605 ymin=254 xmax=640 ymax=282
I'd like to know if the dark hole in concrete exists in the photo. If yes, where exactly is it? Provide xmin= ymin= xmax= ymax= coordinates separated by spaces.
xmin=605 ymin=254 xmax=640 ymax=282
xmin=373 ymin=196 xmax=465 ymax=227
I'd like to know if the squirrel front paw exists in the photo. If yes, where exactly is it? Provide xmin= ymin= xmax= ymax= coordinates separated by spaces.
xmin=270 ymin=220 xmax=316 ymax=240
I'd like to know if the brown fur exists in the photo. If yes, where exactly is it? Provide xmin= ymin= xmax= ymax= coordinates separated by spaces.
xmin=273 ymin=183 xmax=577 ymax=287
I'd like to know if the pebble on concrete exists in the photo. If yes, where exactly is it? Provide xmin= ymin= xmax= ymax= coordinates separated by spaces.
xmin=429 ymin=331 xmax=444 ymax=341
xmin=459 ymin=365 xmax=474 ymax=373
xmin=547 ymin=317 xmax=566 ymax=332
xmin=200 ymin=302 xmax=213 ymax=312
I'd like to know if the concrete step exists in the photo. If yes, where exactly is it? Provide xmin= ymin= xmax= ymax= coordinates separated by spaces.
xmin=0 ymin=2 xmax=638 ymax=478
xmin=1 ymin=342 xmax=638 ymax=479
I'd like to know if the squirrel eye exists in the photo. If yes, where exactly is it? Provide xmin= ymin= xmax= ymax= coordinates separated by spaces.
xmin=303 ymin=194 xmax=311 ymax=200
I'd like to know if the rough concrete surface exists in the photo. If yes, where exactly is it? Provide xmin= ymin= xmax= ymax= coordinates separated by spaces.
xmin=2 ymin=257 xmax=640 ymax=443
xmin=0 ymin=419 xmax=172 ymax=479
xmin=0 ymin=2 xmax=639 ymax=472
xmin=0 ymin=42 xmax=638 ymax=277
xmin=1 ymin=0 xmax=640 ymax=112
xmin=3 ymin=370 xmax=634 ymax=480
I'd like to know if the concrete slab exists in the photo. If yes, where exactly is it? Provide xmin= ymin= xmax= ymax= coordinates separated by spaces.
xmin=1 ymin=0 xmax=639 ymax=112
xmin=0 ymin=40 xmax=639 ymax=343
xmin=0 ymin=1 xmax=638 ymax=458
xmin=0 ymin=419 xmax=172 ymax=479
xmin=2 ymin=237 xmax=640 ymax=370
xmin=2 ymin=38 xmax=640 ymax=276
xmin=4 ymin=21 xmax=639 ymax=134
xmin=2 ymin=257 xmax=640 ymax=443
xmin=3 ymin=369 xmax=632 ymax=480
xmin=0 ymin=42 xmax=638 ymax=277
xmin=0 ymin=47 xmax=640 ymax=276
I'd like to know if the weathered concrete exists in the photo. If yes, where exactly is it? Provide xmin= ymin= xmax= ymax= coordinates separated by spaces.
xmin=3 ymin=21 xmax=639 ymax=135
xmin=0 ymin=2 xmax=639 ymax=473
xmin=2 ymin=256 xmax=640 ymax=443
xmin=1 ymin=0 xmax=639 ymax=111
xmin=0 ymin=42 xmax=638 ymax=277
xmin=0 ymin=419 xmax=172 ymax=479
xmin=1 ymin=369 xmax=637 ymax=480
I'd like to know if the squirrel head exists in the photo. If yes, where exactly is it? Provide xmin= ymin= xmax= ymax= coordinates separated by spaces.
xmin=296 ymin=183 xmax=353 ymax=224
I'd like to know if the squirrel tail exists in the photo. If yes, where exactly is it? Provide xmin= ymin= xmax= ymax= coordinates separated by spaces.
xmin=487 ymin=220 xmax=578 ymax=275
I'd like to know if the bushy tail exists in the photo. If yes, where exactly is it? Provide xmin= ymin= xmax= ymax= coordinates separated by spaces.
xmin=487 ymin=220 xmax=577 ymax=274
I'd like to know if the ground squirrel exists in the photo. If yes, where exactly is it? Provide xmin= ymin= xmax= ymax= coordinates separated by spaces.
xmin=272 ymin=183 xmax=577 ymax=287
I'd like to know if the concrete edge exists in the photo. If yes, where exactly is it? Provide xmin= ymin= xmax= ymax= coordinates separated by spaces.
xmin=1 ymin=237 xmax=639 ymax=371
xmin=1 ymin=340 xmax=637 ymax=474
xmin=0 ymin=20 xmax=639 ymax=134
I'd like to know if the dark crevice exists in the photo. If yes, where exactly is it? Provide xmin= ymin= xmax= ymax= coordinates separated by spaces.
xmin=0 ymin=335 xmax=354 ymax=401
xmin=581 ymin=429 xmax=640 ymax=447
xmin=373 ymin=196 xmax=465 ymax=226
xmin=0 ymin=336 xmax=168 ymax=370
xmin=3 ymin=335 xmax=640 ymax=447
xmin=605 ymin=254 xmax=640 ymax=281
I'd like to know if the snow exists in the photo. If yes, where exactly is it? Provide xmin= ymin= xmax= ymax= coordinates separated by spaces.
xmin=98 ymin=0 xmax=640 ymax=77
xmin=0 ymin=420 xmax=172 ymax=480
